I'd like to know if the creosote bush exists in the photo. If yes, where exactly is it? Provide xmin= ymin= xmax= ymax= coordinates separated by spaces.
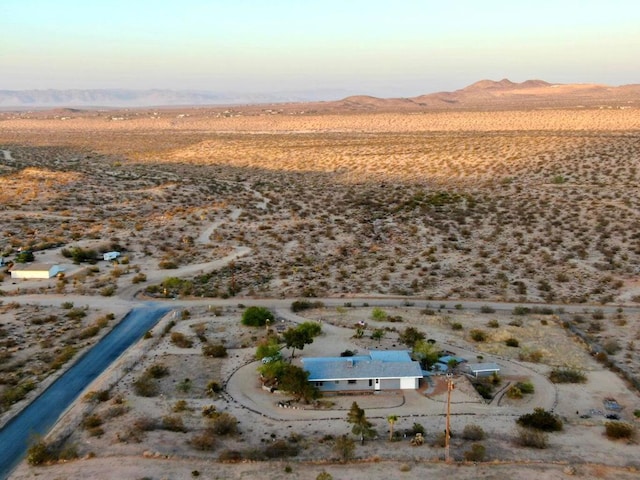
xmin=515 ymin=427 xmax=548 ymax=449
xmin=604 ymin=421 xmax=634 ymax=439
xmin=549 ymin=368 xmax=586 ymax=384
xmin=469 ymin=329 xmax=487 ymax=342
xmin=517 ymin=408 xmax=563 ymax=432
xmin=241 ymin=306 xmax=274 ymax=326
xmin=462 ymin=424 xmax=485 ymax=440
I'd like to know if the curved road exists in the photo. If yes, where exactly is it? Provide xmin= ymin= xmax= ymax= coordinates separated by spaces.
xmin=0 ymin=303 xmax=170 ymax=479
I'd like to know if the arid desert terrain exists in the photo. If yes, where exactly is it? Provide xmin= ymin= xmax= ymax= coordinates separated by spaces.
xmin=1 ymin=87 xmax=640 ymax=479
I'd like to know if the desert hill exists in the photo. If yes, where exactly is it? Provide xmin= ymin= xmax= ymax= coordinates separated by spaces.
xmin=1 ymin=79 xmax=638 ymax=111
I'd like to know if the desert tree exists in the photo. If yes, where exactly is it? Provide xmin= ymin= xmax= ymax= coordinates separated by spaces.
xmin=347 ymin=401 xmax=375 ymax=445
xmin=387 ymin=414 xmax=398 ymax=441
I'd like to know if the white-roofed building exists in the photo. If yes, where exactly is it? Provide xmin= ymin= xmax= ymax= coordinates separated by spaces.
xmin=10 ymin=263 xmax=62 ymax=279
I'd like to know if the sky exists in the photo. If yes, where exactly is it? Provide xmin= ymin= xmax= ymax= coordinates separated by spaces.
xmin=1 ymin=0 xmax=639 ymax=98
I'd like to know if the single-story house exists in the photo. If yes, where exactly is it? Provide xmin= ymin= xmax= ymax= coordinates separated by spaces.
xmin=10 ymin=263 xmax=62 ymax=279
xmin=302 ymin=350 xmax=423 ymax=392
xmin=103 ymin=251 xmax=121 ymax=261
xmin=465 ymin=362 xmax=501 ymax=378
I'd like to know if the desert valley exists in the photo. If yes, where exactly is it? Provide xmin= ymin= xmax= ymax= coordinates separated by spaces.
xmin=1 ymin=80 xmax=640 ymax=480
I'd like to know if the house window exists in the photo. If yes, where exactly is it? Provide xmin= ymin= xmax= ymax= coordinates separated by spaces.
xmin=368 ymin=379 xmax=373 ymax=387
xmin=348 ymin=380 xmax=357 ymax=384
xmin=315 ymin=382 xmax=324 ymax=387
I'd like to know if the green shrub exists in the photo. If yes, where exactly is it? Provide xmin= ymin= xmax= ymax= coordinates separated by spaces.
xmin=462 ymin=424 xmax=485 ymax=440
xmin=512 ymin=306 xmax=531 ymax=316
xmin=480 ymin=305 xmax=495 ymax=314
xmin=516 ymin=381 xmax=534 ymax=394
xmin=469 ymin=329 xmax=487 ymax=342
xmin=464 ymin=443 xmax=486 ymax=461
xmin=26 ymin=438 xmax=53 ymax=465
xmin=605 ymin=421 xmax=634 ymax=439
xmin=371 ymin=307 xmax=387 ymax=321
xmin=549 ymin=368 xmax=586 ymax=384
xmin=82 ymin=414 xmax=103 ymax=429
xmin=517 ymin=408 xmax=563 ymax=432
xmin=487 ymin=319 xmax=499 ymax=328
xmin=506 ymin=385 xmax=523 ymax=399
xmin=241 ymin=306 xmax=274 ymax=327
xmin=291 ymin=300 xmax=324 ymax=312
xmin=450 ymin=322 xmax=463 ymax=331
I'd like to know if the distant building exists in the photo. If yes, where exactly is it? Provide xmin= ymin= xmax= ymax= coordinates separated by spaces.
xmin=465 ymin=362 xmax=501 ymax=378
xmin=302 ymin=350 xmax=423 ymax=392
xmin=10 ymin=263 xmax=62 ymax=279
xmin=103 ymin=251 xmax=121 ymax=261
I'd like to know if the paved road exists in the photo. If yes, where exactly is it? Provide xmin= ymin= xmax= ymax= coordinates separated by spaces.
xmin=0 ymin=303 xmax=170 ymax=480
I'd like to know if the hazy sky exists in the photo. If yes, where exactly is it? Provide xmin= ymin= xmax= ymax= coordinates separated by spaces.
xmin=2 ymin=0 xmax=639 ymax=97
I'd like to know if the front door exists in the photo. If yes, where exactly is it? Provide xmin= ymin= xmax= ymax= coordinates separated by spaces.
xmin=375 ymin=378 xmax=380 ymax=391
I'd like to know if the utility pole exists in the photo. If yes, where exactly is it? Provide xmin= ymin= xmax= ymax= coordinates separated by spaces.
xmin=445 ymin=373 xmax=454 ymax=463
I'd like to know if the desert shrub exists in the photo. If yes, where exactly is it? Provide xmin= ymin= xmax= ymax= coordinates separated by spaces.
xmin=82 ymin=414 xmax=103 ymax=429
xmin=0 ymin=381 xmax=36 ymax=409
xmin=487 ymin=319 xmax=499 ymax=328
xmin=464 ymin=443 xmax=486 ymax=461
xmin=50 ymin=345 xmax=77 ymax=370
xmin=505 ymin=337 xmax=519 ymax=347
xmin=173 ymin=400 xmax=189 ymax=412
xmin=100 ymin=285 xmax=115 ymax=297
xmin=506 ymin=385 xmax=523 ymax=399
xmin=371 ymin=307 xmax=388 ymax=321
xmin=517 ymin=381 xmax=534 ymax=394
xmin=202 ymin=343 xmax=227 ymax=357
xmin=83 ymin=389 xmax=111 ymax=403
xmin=469 ymin=329 xmax=487 ymax=342
xmin=104 ymin=404 xmax=129 ymax=419
xmin=592 ymin=309 xmax=605 ymax=320
xmin=57 ymin=443 xmax=79 ymax=461
xmin=65 ymin=307 xmax=87 ymax=320
xmin=480 ymin=305 xmax=495 ymax=314
xmin=517 ymin=408 xmax=563 ymax=431
xmin=61 ymin=301 xmax=74 ymax=309
xmin=218 ymin=449 xmax=243 ymax=462
xmin=206 ymin=381 xmax=222 ymax=395
xmin=603 ymin=339 xmax=621 ymax=355
xmin=133 ymin=375 xmax=159 ymax=397
xmin=410 ymin=422 xmax=426 ymax=435
xmin=604 ymin=421 xmax=634 ymax=439
xmin=316 ymin=471 xmax=333 ymax=480
xmin=190 ymin=429 xmax=217 ymax=451
xmin=132 ymin=273 xmax=147 ymax=284
xmin=462 ymin=424 xmax=485 ymax=440
xmin=291 ymin=300 xmax=324 ymax=312
xmin=518 ymin=348 xmax=543 ymax=363
xmin=398 ymin=326 xmax=425 ymax=347
xmin=133 ymin=416 xmax=156 ymax=431
xmin=515 ymin=427 xmax=548 ymax=448
xmin=333 ymin=434 xmax=355 ymax=463
xmin=211 ymin=412 xmax=238 ymax=435
xmin=26 ymin=438 xmax=53 ymax=465
xmin=264 ymin=439 xmax=299 ymax=458
xmin=451 ymin=322 xmax=463 ymax=330
xmin=241 ymin=306 xmax=274 ymax=326
xmin=171 ymin=332 xmax=194 ymax=348
xmin=79 ymin=325 xmax=100 ymax=339
xmin=146 ymin=363 xmax=169 ymax=378
xmin=159 ymin=260 xmax=178 ymax=269
xmin=512 ymin=306 xmax=531 ymax=316
xmin=177 ymin=378 xmax=192 ymax=393
xmin=162 ymin=414 xmax=186 ymax=432
xmin=549 ymin=368 xmax=586 ymax=384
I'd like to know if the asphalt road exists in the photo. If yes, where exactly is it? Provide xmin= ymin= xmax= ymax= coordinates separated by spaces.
xmin=0 ymin=303 xmax=170 ymax=480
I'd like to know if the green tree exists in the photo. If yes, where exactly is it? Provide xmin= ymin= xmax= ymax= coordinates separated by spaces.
xmin=255 ymin=336 xmax=281 ymax=360
xmin=347 ymin=402 xmax=375 ymax=445
xmin=412 ymin=339 xmax=440 ymax=368
xmin=387 ymin=414 xmax=398 ymax=441
xmin=398 ymin=326 xmax=425 ymax=348
xmin=282 ymin=323 xmax=320 ymax=358
xmin=241 ymin=306 xmax=274 ymax=327
xmin=15 ymin=250 xmax=34 ymax=263
xmin=278 ymin=364 xmax=319 ymax=403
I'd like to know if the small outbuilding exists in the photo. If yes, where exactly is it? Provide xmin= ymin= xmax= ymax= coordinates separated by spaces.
xmin=103 ymin=251 xmax=121 ymax=261
xmin=465 ymin=362 xmax=501 ymax=378
xmin=10 ymin=263 xmax=62 ymax=279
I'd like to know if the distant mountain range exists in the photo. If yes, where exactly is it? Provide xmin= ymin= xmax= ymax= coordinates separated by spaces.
xmin=0 ymin=88 xmax=352 ymax=109
xmin=1 ymin=80 xmax=638 ymax=109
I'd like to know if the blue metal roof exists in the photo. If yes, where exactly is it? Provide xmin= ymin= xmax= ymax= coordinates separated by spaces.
xmin=302 ymin=350 xmax=422 ymax=381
